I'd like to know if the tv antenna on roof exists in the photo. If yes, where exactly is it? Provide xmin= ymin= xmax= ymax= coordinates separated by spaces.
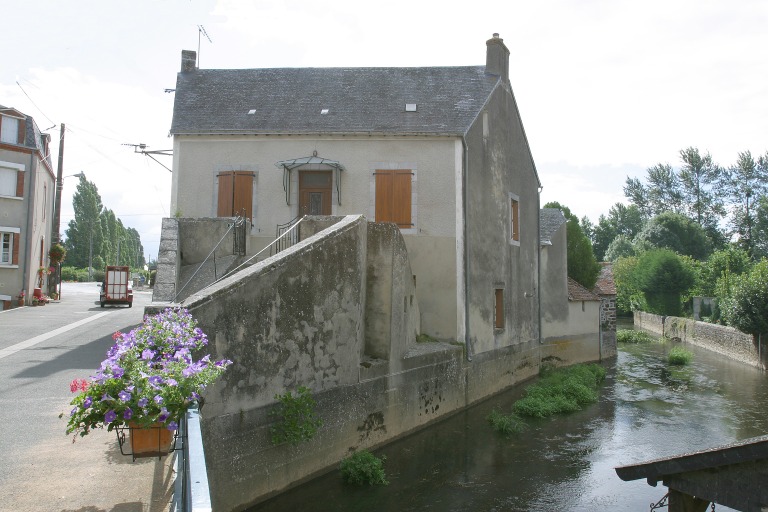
xmin=198 ymin=25 xmax=212 ymax=67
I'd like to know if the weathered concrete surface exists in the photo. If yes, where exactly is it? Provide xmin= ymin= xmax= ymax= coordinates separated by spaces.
xmin=146 ymin=214 xmax=560 ymax=511
xmin=634 ymin=311 xmax=766 ymax=369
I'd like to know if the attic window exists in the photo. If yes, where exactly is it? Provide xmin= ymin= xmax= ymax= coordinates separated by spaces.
xmin=405 ymin=103 xmax=417 ymax=112
xmin=247 ymin=109 xmax=256 ymax=115
xmin=321 ymin=109 xmax=329 ymax=115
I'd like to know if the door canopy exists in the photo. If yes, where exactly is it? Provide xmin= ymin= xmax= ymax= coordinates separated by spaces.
xmin=275 ymin=152 xmax=345 ymax=206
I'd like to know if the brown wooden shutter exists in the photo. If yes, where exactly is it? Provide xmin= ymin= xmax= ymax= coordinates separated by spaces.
xmin=18 ymin=119 xmax=26 ymax=144
xmin=217 ymin=172 xmax=234 ymax=217
xmin=233 ymin=171 xmax=254 ymax=223
xmin=392 ymin=171 xmax=412 ymax=228
xmin=12 ymin=233 xmax=19 ymax=265
xmin=375 ymin=171 xmax=394 ymax=223
xmin=16 ymin=171 xmax=24 ymax=197
xmin=375 ymin=170 xmax=412 ymax=228
xmin=511 ymin=199 xmax=520 ymax=241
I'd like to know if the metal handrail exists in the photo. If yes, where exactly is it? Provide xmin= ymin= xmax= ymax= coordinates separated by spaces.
xmin=271 ymin=215 xmax=302 ymax=256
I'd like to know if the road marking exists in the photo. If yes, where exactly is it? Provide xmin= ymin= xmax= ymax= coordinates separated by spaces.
xmin=0 ymin=312 xmax=111 ymax=360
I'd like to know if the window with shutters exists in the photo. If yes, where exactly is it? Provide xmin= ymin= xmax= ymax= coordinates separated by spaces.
xmin=0 ymin=163 xmax=23 ymax=198
xmin=375 ymin=169 xmax=412 ymax=228
xmin=216 ymin=171 xmax=255 ymax=223
xmin=509 ymin=192 xmax=520 ymax=245
xmin=0 ymin=115 xmax=24 ymax=145
xmin=0 ymin=230 xmax=20 ymax=266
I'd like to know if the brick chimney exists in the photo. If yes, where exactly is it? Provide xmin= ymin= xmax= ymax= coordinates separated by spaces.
xmin=486 ymin=33 xmax=509 ymax=83
xmin=181 ymin=50 xmax=197 ymax=72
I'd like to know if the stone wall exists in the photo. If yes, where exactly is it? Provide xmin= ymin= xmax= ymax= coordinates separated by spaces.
xmin=634 ymin=311 xmax=766 ymax=370
xmin=148 ymin=214 xmax=561 ymax=511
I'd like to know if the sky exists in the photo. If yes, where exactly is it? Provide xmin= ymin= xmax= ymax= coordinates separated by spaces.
xmin=3 ymin=0 xmax=767 ymax=261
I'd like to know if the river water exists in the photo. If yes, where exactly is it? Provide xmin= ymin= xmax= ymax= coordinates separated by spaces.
xmin=250 ymin=335 xmax=768 ymax=511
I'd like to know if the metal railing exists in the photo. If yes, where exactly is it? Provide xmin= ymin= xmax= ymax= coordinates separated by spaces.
xmin=270 ymin=215 xmax=302 ymax=256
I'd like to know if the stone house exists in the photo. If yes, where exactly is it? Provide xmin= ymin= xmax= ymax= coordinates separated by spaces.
xmin=0 ymin=105 xmax=54 ymax=309
xmin=168 ymin=33 xmax=542 ymax=357
xmin=539 ymin=208 xmax=605 ymax=362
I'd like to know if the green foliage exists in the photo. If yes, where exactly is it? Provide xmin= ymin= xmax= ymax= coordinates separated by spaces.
xmin=416 ymin=333 xmax=439 ymax=343
xmin=604 ymin=234 xmax=636 ymax=262
xmin=720 ymin=259 xmax=768 ymax=336
xmin=616 ymin=329 xmax=654 ymax=343
xmin=270 ymin=386 xmax=323 ymax=446
xmin=512 ymin=364 xmax=606 ymax=419
xmin=634 ymin=250 xmax=695 ymax=316
xmin=592 ymin=203 xmax=644 ymax=261
xmin=486 ymin=409 xmax=526 ymax=437
xmin=48 ymin=243 xmax=67 ymax=264
xmin=613 ymin=256 xmax=645 ymax=314
xmin=634 ymin=212 xmax=712 ymax=260
xmin=668 ymin=346 xmax=693 ymax=365
xmin=544 ymin=202 xmax=601 ymax=288
xmin=340 ymin=450 xmax=388 ymax=486
xmin=696 ymin=247 xmax=752 ymax=298
xmin=724 ymin=151 xmax=768 ymax=257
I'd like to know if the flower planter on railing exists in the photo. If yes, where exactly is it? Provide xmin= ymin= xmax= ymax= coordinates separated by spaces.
xmin=115 ymin=422 xmax=178 ymax=461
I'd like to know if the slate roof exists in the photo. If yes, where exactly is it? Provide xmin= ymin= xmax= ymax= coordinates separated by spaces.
xmin=170 ymin=66 xmax=499 ymax=136
xmin=0 ymin=104 xmax=52 ymax=167
xmin=539 ymin=208 xmax=566 ymax=246
xmin=568 ymin=277 xmax=601 ymax=301
xmin=593 ymin=262 xmax=616 ymax=296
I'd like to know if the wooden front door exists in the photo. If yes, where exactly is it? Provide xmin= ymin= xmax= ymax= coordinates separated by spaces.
xmin=299 ymin=171 xmax=332 ymax=215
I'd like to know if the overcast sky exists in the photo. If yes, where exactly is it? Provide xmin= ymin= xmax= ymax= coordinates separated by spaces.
xmin=3 ymin=0 xmax=767 ymax=260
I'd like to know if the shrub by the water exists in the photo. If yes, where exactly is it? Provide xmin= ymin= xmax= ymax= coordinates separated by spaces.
xmin=513 ymin=364 xmax=606 ymax=419
xmin=617 ymin=329 xmax=655 ymax=344
xmin=340 ymin=450 xmax=388 ymax=486
xmin=668 ymin=346 xmax=693 ymax=365
xmin=487 ymin=409 xmax=526 ymax=436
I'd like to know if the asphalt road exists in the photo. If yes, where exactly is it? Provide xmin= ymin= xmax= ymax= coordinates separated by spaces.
xmin=0 ymin=282 xmax=175 ymax=512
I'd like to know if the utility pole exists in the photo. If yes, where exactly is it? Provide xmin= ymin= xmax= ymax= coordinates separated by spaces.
xmin=52 ymin=123 xmax=65 ymax=298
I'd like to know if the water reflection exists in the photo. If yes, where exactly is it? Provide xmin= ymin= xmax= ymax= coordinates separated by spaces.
xmin=250 ymin=338 xmax=767 ymax=511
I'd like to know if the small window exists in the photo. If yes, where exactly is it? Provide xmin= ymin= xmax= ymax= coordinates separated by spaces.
xmin=1 ymin=232 xmax=12 ymax=264
xmin=510 ymin=197 xmax=520 ymax=242
xmin=494 ymin=288 xmax=504 ymax=329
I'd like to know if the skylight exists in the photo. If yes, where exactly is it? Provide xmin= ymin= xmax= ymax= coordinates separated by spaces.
xmin=405 ymin=104 xmax=417 ymax=112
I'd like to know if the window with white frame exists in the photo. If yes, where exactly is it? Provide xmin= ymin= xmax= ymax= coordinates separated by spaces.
xmin=0 ymin=115 xmax=20 ymax=144
xmin=0 ymin=231 xmax=19 ymax=265
xmin=0 ymin=167 xmax=17 ymax=196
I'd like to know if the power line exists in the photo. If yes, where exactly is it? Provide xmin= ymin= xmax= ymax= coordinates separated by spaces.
xmin=15 ymin=81 xmax=57 ymax=127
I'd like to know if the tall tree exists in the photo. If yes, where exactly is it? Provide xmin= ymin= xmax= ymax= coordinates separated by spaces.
xmin=591 ymin=203 xmax=644 ymax=261
xmin=678 ymin=147 xmax=725 ymax=229
xmin=722 ymin=151 xmax=768 ymax=257
xmin=624 ymin=164 xmax=684 ymax=219
xmin=634 ymin=212 xmax=712 ymax=260
xmin=64 ymin=175 xmax=104 ymax=269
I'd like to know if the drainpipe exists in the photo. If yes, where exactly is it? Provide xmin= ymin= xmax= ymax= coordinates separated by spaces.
xmin=23 ymin=149 xmax=37 ymax=298
xmin=537 ymin=185 xmax=542 ymax=345
xmin=461 ymin=136 xmax=471 ymax=361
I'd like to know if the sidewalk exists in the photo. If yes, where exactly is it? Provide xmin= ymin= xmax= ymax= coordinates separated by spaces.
xmin=0 ymin=284 xmax=177 ymax=512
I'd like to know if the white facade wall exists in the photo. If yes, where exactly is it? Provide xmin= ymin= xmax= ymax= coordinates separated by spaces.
xmin=172 ymin=134 xmax=461 ymax=339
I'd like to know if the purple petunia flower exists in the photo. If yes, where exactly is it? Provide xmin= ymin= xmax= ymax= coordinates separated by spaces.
xmin=167 ymin=421 xmax=179 ymax=431
xmin=112 ymin=365 xmax=125 ymax=378
xmin=148 ymin=375 xmax=163 ymax=389
xmin=104 ymin=410 xmax=117 ymax=423
xmin=83 ymin=396 xmax=93 ymax=408
xmin=118 ymin=390 xmax=132 ymax=402
xmin=166 ymin=378 xmax=178 ymax=387
xmin=154 ymin=395 xmax=163 ymax=405
xmin=70 ymin=407 xmax=78 ymax=416
xmin=141 ymin=348 xmax=155 ymax=360
xmin=157 ymin=408 xmax=170 ymax=423
xmin=123 ymin=408 xmax=133 ymax=420
xmin=101 ymin=393 xmax=115 ymax=402
xmin=138 ymin=397 xmax=148 ymax=408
